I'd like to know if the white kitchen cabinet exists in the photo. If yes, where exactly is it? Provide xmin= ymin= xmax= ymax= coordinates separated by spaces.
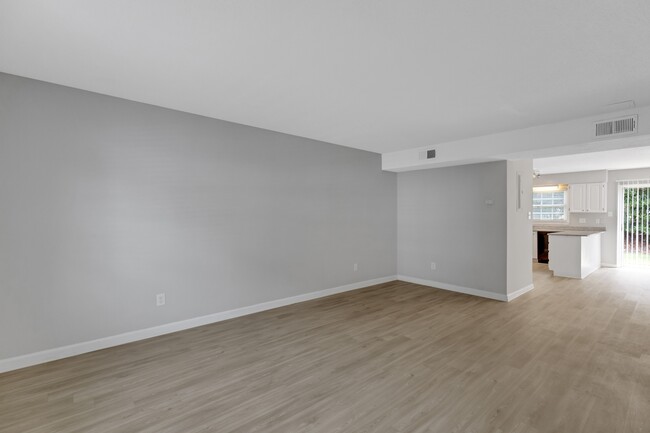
xmin=548 ymin=231 xmax=602 ymax=278
xmin=569 ymin=182 xmax=606 ymax=213
xmin=569 ymin=184 xmax=587 ymax=212
xmin=586 ymin=183 xmax=607 ymax=213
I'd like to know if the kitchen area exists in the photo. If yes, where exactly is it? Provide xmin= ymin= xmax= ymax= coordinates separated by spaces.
xmin=532 ymin=144 xmax=650 ymax=277
xmin=532 ymin=162 xmax=650 ymax=280
xmin=534 ymin=226 xmax=604 ymax=279
xmin=532 ymin=172 xmax=609 ymax=279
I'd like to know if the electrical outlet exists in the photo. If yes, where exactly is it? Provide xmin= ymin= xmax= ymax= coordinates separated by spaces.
xmin=608 ymin=211 xmax=613 ymax=217
xmin=431 ymin=262 xmax=437 ymax=270
xmin=595 ymin=218 xmax=600 ymax=224
xmin=353 ymin=263 xmax=358 ymax=272
xmin=156 ymin=293 xmax=165 ymax=306
xmin=578 ymin=218 xmax=586 ymax=224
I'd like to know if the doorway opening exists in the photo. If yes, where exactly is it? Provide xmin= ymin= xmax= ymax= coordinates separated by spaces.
xmin=619 ymin=181 xmax=650 ymax=267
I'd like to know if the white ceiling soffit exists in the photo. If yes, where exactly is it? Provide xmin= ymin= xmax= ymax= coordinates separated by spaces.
xmin=534 ymin=145 xmax=650 ymax=174
xmin=1 ymin=1 xmax=650 ymax=154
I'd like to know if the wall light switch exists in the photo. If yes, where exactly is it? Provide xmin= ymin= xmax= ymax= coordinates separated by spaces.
xmin=608 ymin=211 xmax=613 ymax=217
xmin=485 ymin=199 xmax=494 ymax=206
xmin=353 ymin=263 xmax=358 ymax=272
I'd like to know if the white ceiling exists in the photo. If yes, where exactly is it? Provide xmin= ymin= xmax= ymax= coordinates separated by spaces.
xmin=1 ymin=0 xmax=650 ymax=154
xmin=534 ymin=145 xmax=650 ymax=174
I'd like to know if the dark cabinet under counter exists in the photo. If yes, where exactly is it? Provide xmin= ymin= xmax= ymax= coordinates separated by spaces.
xmin=536 ymin=231 xmax=558 ymax=263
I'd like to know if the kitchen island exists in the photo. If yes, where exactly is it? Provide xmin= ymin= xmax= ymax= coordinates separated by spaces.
xmin=548 ymin=231 xmax=602 ymax=279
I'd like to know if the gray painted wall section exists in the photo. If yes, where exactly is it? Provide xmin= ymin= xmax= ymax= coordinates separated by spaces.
xmin=397 ymin=161 xmax=508 ymax=295
xmin=0 ymin=73 xmax=397 ymax=359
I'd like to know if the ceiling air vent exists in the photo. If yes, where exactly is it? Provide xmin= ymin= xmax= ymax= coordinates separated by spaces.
xmin=418 ymin=149 xmax=437 ymax=160
xmin=594 ymin=115 xmax=638 ymax=138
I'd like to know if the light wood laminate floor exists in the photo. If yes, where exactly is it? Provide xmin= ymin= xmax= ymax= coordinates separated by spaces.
xmin=2 ymin=264 xmax=650 ymax=433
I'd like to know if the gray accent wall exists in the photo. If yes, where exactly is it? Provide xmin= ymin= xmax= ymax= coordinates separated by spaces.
xmin=0 ymin=73 xmax=397 ymax=360
xmin=397 ymin=161 xmax=508 ymax=296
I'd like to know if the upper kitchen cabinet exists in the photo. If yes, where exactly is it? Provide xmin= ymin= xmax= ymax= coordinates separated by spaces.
xmin=586 ymin=183 xmax=607 ymax=213
xmin=569 ymin=182 xmax=607 ymax=213
xmin=569 ymin=183 xmax=587 ymax=212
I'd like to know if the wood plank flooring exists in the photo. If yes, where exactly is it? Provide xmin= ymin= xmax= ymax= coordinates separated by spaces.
xmin=2 ymin=263 xmax=650 ymax=432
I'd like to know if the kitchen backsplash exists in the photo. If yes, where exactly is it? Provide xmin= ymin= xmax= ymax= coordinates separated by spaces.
xmin=568 ymin=211 xmax=610 ymax=227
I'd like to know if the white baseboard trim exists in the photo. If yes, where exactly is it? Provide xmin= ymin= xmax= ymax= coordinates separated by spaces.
xmin=601 ymin=262 xmax=618 ymax=268
xmin=0 ymin=276 xmax=397 ymax=374
xmin=397 ymin=275 xmax=508 ymax=302
xmin=506 ymin=283 xmax=535 ymax=301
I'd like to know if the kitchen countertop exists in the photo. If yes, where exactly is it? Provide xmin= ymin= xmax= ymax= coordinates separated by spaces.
xmin=533 ymin=225 xmax=606 ymax=232
xmin=547 ymin=230 xmax=604 ymax=237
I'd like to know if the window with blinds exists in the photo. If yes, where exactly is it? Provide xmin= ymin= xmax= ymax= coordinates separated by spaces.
xmin=532 ymin=191 xmax=567 ymax=221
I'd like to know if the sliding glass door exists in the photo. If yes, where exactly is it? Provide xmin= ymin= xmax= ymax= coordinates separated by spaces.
xmin=620 ymin=181 xmax=650 ymax=267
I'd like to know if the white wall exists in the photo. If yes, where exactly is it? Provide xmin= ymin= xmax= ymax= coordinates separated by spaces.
xmin=534 ymin=170 xmax=608 ymax=186
xmin=0 ymin=73 xmax=397 ymax=363
xmin=506 ymin=160 xmax=533 ymax=296
xmin=397 ymin=162 xmax=508 ymax=299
